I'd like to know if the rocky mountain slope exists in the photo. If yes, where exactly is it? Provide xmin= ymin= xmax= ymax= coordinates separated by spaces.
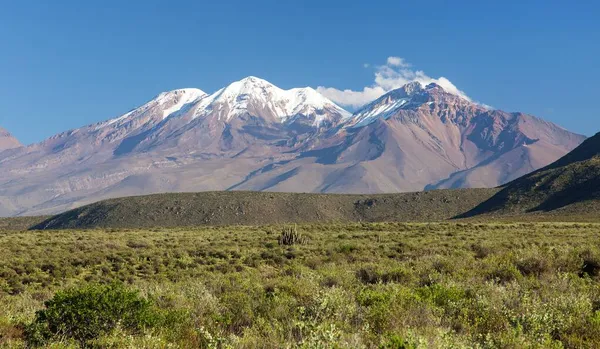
xmin=460 ymin=131 xmax=600 ymax=217
xmin=0 ymin=78 xmax=585 ymax=216
xmin=230 ymin=82 xmax=585 ymax=193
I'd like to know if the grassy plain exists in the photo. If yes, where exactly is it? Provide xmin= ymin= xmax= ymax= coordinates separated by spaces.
xmin=1 ymin=222 xmax=600 ymax=348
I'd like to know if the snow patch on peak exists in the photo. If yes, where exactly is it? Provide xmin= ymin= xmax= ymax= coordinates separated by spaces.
xmin=345 ymin=82 xmax=453 ymax=128
xmin=156 ymin=88 xmax=207 ymax=100
xmin=194 ymin=77 xmax=350 ymax=125
xmin=208 ymin=76 xmax=279 ymax=106
xmin=287 ymin=87 xmax=351 ymax=119
xmin=159 ymin=88 xmax=207 ymax=119
xmin=349 ymin=97 xmax=411 ymax=128
xmin=99 ymin=88 xmax=208 ymax=129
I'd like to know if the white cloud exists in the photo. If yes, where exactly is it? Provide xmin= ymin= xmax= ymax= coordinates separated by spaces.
xmin=316 ymin=86 xmax=386 ymax=107
xmin=386 ymin=56 xmax=410 ymax=68
xmin=317 ymin=56 xmax=471 ymax=108
xmin=363 ymin=63 xmax=370 ymax=68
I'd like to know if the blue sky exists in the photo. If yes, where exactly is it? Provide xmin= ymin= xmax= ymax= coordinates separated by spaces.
xmin=1 ymin=0 xmax=598 ymax=144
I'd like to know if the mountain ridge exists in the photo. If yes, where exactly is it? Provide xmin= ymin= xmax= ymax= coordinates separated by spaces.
xmin=459 ymin=131 xmax=600 ymax=218
xmin=0 ymin=77 xmax=586 ymax=216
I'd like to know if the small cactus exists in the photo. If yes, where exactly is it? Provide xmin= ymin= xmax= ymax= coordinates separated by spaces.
xmin=278 ymin=225 xmax=309 ymax=246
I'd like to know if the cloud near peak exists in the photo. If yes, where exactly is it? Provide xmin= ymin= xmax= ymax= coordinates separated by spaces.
xmin=386 ymin=56 xmax=410 ymax=67
xmin=317 ymin=57 xmax=470 ymax=108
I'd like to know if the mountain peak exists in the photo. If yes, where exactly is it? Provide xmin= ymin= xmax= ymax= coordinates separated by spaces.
xmin=0 ymin=127 xmax=22 ymax=151
xmin=396 ymin=81 xmax=450 ymax=97
xmin=194 ymin=76 xmax=349 ymax=124
xmin=237 ymin=76 xmax=270 ymax=84
xmin=400 ymin=81 xmax=425 ymax=95
xmin=346 ymin=81 xmax=480 ymax=128
xmin=156 ymin=88 xmax=207 ymax=100
xmin=215 ymin=76 xmax=279 ymax=101
xmin=389 ymin=81 xmax=445 ymax=97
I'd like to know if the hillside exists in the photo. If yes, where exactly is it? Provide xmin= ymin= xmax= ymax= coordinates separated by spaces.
xmin=460 ymin=132 xmax=600 ymax=217
xmin=32 ymin=189 xmax=499 ymax=229
xmin=0 ymin=216 xmax=49 ymax=231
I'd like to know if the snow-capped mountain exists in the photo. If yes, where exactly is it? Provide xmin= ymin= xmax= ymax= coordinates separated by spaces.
xmin=194 ymin=76 xmax=350 ymax=126
xmin=0 ymin=127 xmax=21 ymax=151
xmin=0 ymin=78 xmax=586 ymax=216
xmin=98 ymin=76 xmax=352 ymax=157
xmin=346 ymin=81 xmax=473 ymax=128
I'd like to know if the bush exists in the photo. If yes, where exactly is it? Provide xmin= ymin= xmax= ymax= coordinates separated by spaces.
xmin=471 ymin=243 xmax=493 ymax=259
xmin=380 ymin=334 xmax=418 ymax=349
xmin=416 ymin=284 xmax=466 ymax=308
xmin=516 ymin=255 xmax=550 ymax=276
xmin=580 ymin=249 xmax=600 ymax=277
xmin=356 ymin=267 xmax=381 ymax=284
xmin=25 ymin=283 xmax=160 ymax=347
xmin=356 ymin=267 xmax=413 ymax=285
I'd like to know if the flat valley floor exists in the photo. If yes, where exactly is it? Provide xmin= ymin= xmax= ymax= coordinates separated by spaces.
xmin=1 ymin=222 xmax=600 ymax=348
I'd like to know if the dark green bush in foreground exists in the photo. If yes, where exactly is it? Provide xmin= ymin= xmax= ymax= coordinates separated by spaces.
xmin=25 ymin=283 xmax=160 ymax=347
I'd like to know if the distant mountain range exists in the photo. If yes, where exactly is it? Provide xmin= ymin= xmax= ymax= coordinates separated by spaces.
xmin=0 ymin=77 xmax=585 ymax=216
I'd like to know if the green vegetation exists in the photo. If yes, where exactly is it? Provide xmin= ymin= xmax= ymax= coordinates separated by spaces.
xmin=25 ymin=283 xmax=167 ymax=347
xmin=0 ymin=216 xmax=49 ymax=231
xmin=32 ymin=189 xmax=498 ymax=230
xmin=1 ymin=222 xmax=600 ymax=348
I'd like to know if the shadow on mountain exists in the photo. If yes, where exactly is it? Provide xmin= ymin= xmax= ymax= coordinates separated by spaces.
xmin=113 ymin=130 xmax=152 ymax=156
xmin=457 ymin=132 xmax=600 ymax=219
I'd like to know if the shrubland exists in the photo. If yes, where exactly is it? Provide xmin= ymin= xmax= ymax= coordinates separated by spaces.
xmin=1 ymin=222 xmax=599 ymax=348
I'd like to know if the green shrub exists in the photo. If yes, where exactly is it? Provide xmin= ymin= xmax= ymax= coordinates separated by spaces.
xmin=485 ymin=257 xmax=521 ymax=283
xmin=471 ymin=243 xmax=493 ymax=259
xmin=356 ymin=267 xmax=382 ymax=284
xmin=357 ymin=288 xmax=394 ymax=334
xmin=380 ymin=334 xmax=418 ymax=349
xmin=516 ymin=255 xmax=550 ymax=276
xmin=416 ymin=284 xmax=466 ymax=308
xmin=337 ymin=243 xmax=358 ymax=254
xmin=357 ymin=267 xmax=413 ymax=285
xmin=25 ymin=283 xmax=160 ymax=347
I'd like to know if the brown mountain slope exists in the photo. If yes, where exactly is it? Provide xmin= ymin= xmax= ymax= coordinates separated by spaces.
xmin=233 ymin=84 xmax=585 ymax=193
xmin=460 ymin=132 xmax=600 ymax=217
xmin=32 ymin=189 xmax=499 ymax=230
